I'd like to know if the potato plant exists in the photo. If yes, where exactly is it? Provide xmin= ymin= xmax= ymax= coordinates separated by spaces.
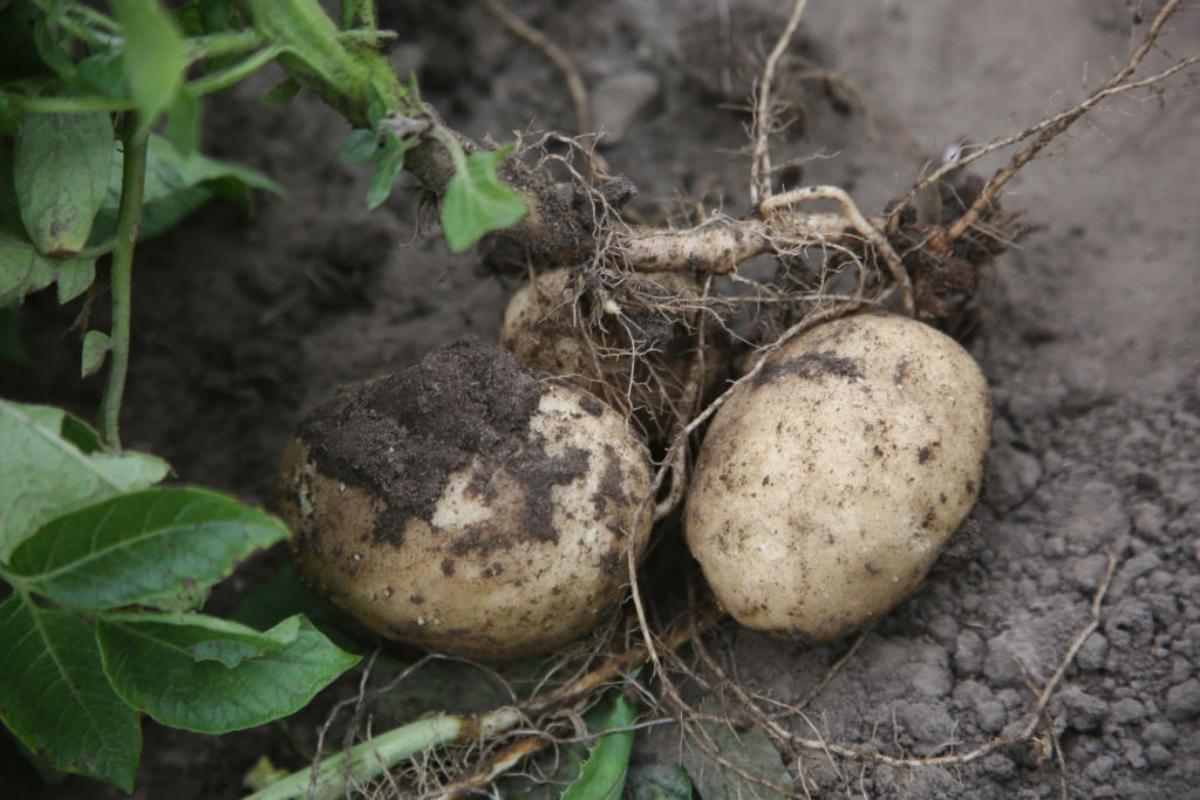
xmin=0 ymin=0 xmax=528 ymax=793
xmin=0 ymin=0 xmax=1195 ymax=798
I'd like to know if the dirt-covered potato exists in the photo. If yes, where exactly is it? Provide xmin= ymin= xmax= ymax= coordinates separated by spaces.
xmin=685 ymin=313 xmax=991 ymax=642
xmin=499 ymin=267 xmax=725 ymax=437
xmin=278 ymin=338 xmax=653 ymax=660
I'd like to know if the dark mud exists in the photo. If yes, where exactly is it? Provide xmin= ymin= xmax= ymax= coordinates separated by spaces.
xmin=296 ymin=337 xmax=541 ymax=541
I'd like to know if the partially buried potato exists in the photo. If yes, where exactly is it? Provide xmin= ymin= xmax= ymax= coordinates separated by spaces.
xmin=685 ymin=313 xmax=991 ymax=642
xmin=278 ymin=338 xmax=653 ymax=660
xmin=499 ymin=267 xmax=726 ymax=437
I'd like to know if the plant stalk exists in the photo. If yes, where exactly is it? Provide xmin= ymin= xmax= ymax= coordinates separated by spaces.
xmin=98 ymin=115 xmax=148 ymax=450
xmin=246 ymin=707 xmax=521 ymax=800
xmin=250 ymin=609 xmax=724 ymax=799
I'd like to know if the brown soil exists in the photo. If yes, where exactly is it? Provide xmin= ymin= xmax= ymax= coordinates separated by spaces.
xmin=2 ymin=1 xmax=1198 ymax=798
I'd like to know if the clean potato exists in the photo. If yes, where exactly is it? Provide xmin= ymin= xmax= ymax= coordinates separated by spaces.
xmin=278 ymin=338 xmax=653 ymax=660
xmin=684 ymin=313 xmax=991 ymax=642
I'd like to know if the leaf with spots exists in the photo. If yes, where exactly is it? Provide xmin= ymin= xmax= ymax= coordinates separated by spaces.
xmin=8 ymin=487 xmax=289 ymax=612
xmin=13 ymin=111 xmax=114 ymax=255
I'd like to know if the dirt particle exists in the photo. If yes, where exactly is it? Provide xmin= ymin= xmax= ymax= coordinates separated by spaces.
xmin=918 ymin=442 xmax=941 ymax=464
xmin=409 ymin=594 xmax=424 ymax=604
xmin=440 ymin=557 xmax=456 ymax=577
xmin=754 ymin=351 xmax=863 ymax=387
xmin=592 ymin=444 xmax=627 ymax=516
xmin=579 ymin=393 xmax=604 ymax=416
xmin=600 ymin=550 xmax=621 ymax=575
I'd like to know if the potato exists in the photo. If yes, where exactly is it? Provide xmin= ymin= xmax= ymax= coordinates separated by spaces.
xmin=278 ymin=338 xmax=653 ymax=660
xmin=499 ymin=267 xmax=725 ymax=437
xmin=684 ymin=313 xmax=991 ymax=642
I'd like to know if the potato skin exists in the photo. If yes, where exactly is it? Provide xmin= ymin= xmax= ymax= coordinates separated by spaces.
xmin=499 ymin=268 xmax=592 ymax=382
xmin=279 ymin=340 xmax=653 ymax=661
xmin=684 ymin=313 xmax=991 ymax=642
xmin=499 ymin=268 xmax=726 ymax=437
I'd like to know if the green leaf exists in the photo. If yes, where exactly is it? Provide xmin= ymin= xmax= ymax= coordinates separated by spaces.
xmin=1 ymin=133 xmax=18 ymax=212
xmin=173 ymin=144 xmax=284 ymax=205
xmin=187 ymin=635 xmax=272 ymax=669
xmin=338 ymin=128 xmax=379 ymax=164
xmin=0 ymin=228 xmax=97 ymax=306
xmin=177 ymin=0 xmax=240 ymax=36
xmin=60 ymin=413 xmax=102 ymax=453
xmin=14 ymin=112 xmax=114 ymax=255
xmin=365 ymin=81 xmax=387 ymax=127
xmin=111 ymin=0 xmax=187 ymax=131
xmin=9 ymin=487 xmax=289 ymax=612
xmin=165 ymin=89 xmax=200 ymax=156
xmin=31 ymin=16 xmax=76 ymax=80
xmin=247 ymin=0 xmax=367 ymax=90
xmin=93 ymin=139 xmax=206 ymax=242
xmin=0 ymin=307 xmax=29 ymax=365
xmin=91 ymin=135 xmax=282 ymax=244
xmin=80 ymin=329 xmax=111 ymax=378
xmin=73 ymin=50 xmax=129 ymax=101
xmin=628 ymin=765 xmax=693 ymax=800
xmin=0 ymin=400 xmax=170 ymax=558
xmin=366 ymin=134 xmax=413 ymax=210
xmin=0 ymin=596 xmax=141 ymax=791
xmin=261 ymin=77 xmax=301 ymax=104
xmin=97 ymin=612 xmax=359 ymax=733
xmin=681 ymin=699 xmax=793 ymax=800
xmin=561 ymin=692 xmax=638 ymax=800
xmin=56 ymin=259 xmax=95 ymax=303
xmin=441 ymin=144 xmax=527 ymax=252
xmin=234 ymin=561 xmax=362 ymax=652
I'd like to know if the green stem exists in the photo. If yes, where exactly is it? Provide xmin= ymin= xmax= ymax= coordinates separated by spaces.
xmin=98 ymin=116 xmax=148 ymax=450
xmin=6 ymin=40 xmax=285 ymax=115
xmin=8 ymin=94 xmax=133 ymax=114
xmin=247 ymin=707 xmax=520 ymax=800
xmin=66 ymin=2 xmax=120 ymax=32
xmin=339 ymin=29 xmax=396 ymax=43
xmin=0 ymin=563 xmax=21 ymax=588
xmin=186 ymin=45 xmax=286 ymax=96
xmin=358 ymin=1 xmax=377 ymax=30
xmin=76 ymin=239 xmax=115 ymax=260
xmin=432 ymin=124 xmax=469 ymax=174
xmin=186 ymin=30 xmax=267 ymax=60
xmin=339 ymin=0 xmax=377 ymax=29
